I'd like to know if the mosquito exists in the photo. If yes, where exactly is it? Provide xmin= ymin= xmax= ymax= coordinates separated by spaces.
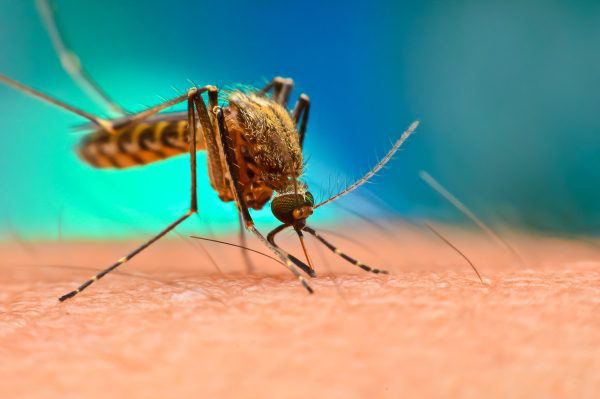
xmin=0 ymin=0 xmax=418 ymax=301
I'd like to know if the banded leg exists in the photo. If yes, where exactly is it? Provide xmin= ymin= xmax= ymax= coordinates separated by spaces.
xmin=267 ymin=224 xmax=317 ymax=278
xmin=238 ymin=213 xmax=255 ymax=274
xmin=302 ymin=226 xmax=389 ymax=275
xmin=59 ymin=88 xmax=204 ymax=301
xmin=214 ymin=108 xmax=314 ymax=293
xmin=36 ymin=0 xmax=126 ymax=116
xmin=291 ymin=94 xmax=310 ymax=149
xmin=259 ymin=76 xmax=294 ymax=108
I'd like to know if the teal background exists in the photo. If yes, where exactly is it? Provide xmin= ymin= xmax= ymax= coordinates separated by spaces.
xmin=1 ymin=0 xmax=599 ymax=239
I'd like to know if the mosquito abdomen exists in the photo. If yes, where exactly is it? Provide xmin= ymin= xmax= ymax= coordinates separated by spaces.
xmin=77 ymin=118 xmax=206 ymax=169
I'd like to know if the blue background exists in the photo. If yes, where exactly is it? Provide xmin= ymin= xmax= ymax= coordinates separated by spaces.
xmin=1 ymin=0 xmax=599 ymax=239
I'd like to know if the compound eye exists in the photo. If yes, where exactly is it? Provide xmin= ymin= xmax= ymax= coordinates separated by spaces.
xmin=271 ymin=193 xmax=314 ymax=224
xmin=271 ymin=194 xmax=302 ymax=224
xmin=305 ymin=191 xmax=314 ymax=207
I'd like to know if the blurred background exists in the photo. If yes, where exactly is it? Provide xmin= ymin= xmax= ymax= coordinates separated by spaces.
xmin=0 ymin=0 xmax=599 ymax=240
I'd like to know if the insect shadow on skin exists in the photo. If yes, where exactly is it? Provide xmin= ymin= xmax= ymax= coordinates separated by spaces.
xmin=0 ymin=0 xmax=419 ymax=301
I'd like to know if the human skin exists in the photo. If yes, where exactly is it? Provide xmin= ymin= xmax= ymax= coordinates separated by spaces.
xmin=1 ymin=223 xmax=599 ymax=398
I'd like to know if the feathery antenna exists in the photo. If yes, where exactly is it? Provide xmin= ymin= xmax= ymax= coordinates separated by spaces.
xmin=314 ymin=120 xmax=418 ymax=209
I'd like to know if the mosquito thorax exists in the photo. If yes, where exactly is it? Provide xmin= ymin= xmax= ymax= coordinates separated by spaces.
xmin=225 ymin=91 xmax=303 ymax=193
xmin=271 ymin=191 xmax=314 ymax=225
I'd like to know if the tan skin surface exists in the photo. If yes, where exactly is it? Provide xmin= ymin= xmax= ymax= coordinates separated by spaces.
xmin=1 ymin=223 xmax=600 ymax=398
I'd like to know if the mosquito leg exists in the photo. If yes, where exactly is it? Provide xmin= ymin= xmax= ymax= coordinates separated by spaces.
xmin=238 ymin=213 xmax=255 ymax=274
xmin=113 ymin=92 xmax=197 ymax=130
xmin=193 ymin=87 xmax=259 ymax=278
xmin=214 ymin=107 xmax=314 ymax=293
xmin=258 ymin=76 xmax=294 ymax=108
xmin=59 ymin=88 xmax=204 ymax=301
xmin=291 ymin=94 xmax=310 ymax=149
xmin=0 ymin=75 xmax=208 ymax=134
xmin=267 ymin=224 xmax=317 ymax=278
xmin=261 ymin=78 xmax=309 ymax=148
xmin=302 ymin=226 xmax=390 ymax=275
xmin=95 ymin=86 xmax=213 ymax=132
xmin=0 ymin=74 xmax=116 ymax=133
xmin=192 ymin=87 xmax=228 ymax=197
xmin=36 ymin=0 xmax=126 ymax=116
xmin=58 ymin=211 xmax=193 ymax=301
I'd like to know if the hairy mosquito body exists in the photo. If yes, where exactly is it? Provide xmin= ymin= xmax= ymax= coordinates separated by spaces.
xmin=0 ymin=0 xmax=419 ymax=301
xmin=76 ymin=90 xmax=303 ymax=211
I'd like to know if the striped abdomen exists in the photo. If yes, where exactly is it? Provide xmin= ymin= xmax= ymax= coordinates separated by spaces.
xmin=77 ymin=114 xmax=206 ymax=169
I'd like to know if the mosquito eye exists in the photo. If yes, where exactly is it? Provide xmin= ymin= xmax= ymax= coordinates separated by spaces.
xmin=271 ymin=193 xmax=314 ymax=224
xmin=305 ymin=191 xmax=314 ymax=206
xmin=271 ymin=194 xmax=303 ymax=224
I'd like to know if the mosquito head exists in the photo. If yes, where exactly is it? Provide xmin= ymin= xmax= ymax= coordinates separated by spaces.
xmin=269 ymin=187 xmax=316 ymax=276
xmin=271 ymin=190 xmax=314 ymax=228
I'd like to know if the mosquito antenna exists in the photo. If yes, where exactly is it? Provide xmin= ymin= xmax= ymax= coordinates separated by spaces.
xmin=419 ymin=170 xmax=527 ymax=267
xmin=424 ymin=222 xmax=484 ymax=284
xmin=303 ymin=226 xmax=389 ymax=274
xmin=314 ymin=120 xmax=418 ymax=209
xmin=330 ymin=199 xmax=398 ymax=239
xmin=191 ymin=235 xmax=283 ymax=265
xmin=307 ymin=175 xmax=398 ymax=238
xmin=0 ymin=74 xmax=116 ymax=133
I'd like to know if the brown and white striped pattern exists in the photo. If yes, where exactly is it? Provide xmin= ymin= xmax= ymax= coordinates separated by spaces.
xmin=302 ymin=226 xmax=390 ymax=275
xmin=76 ymin=117 xmax=206 ymax=168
